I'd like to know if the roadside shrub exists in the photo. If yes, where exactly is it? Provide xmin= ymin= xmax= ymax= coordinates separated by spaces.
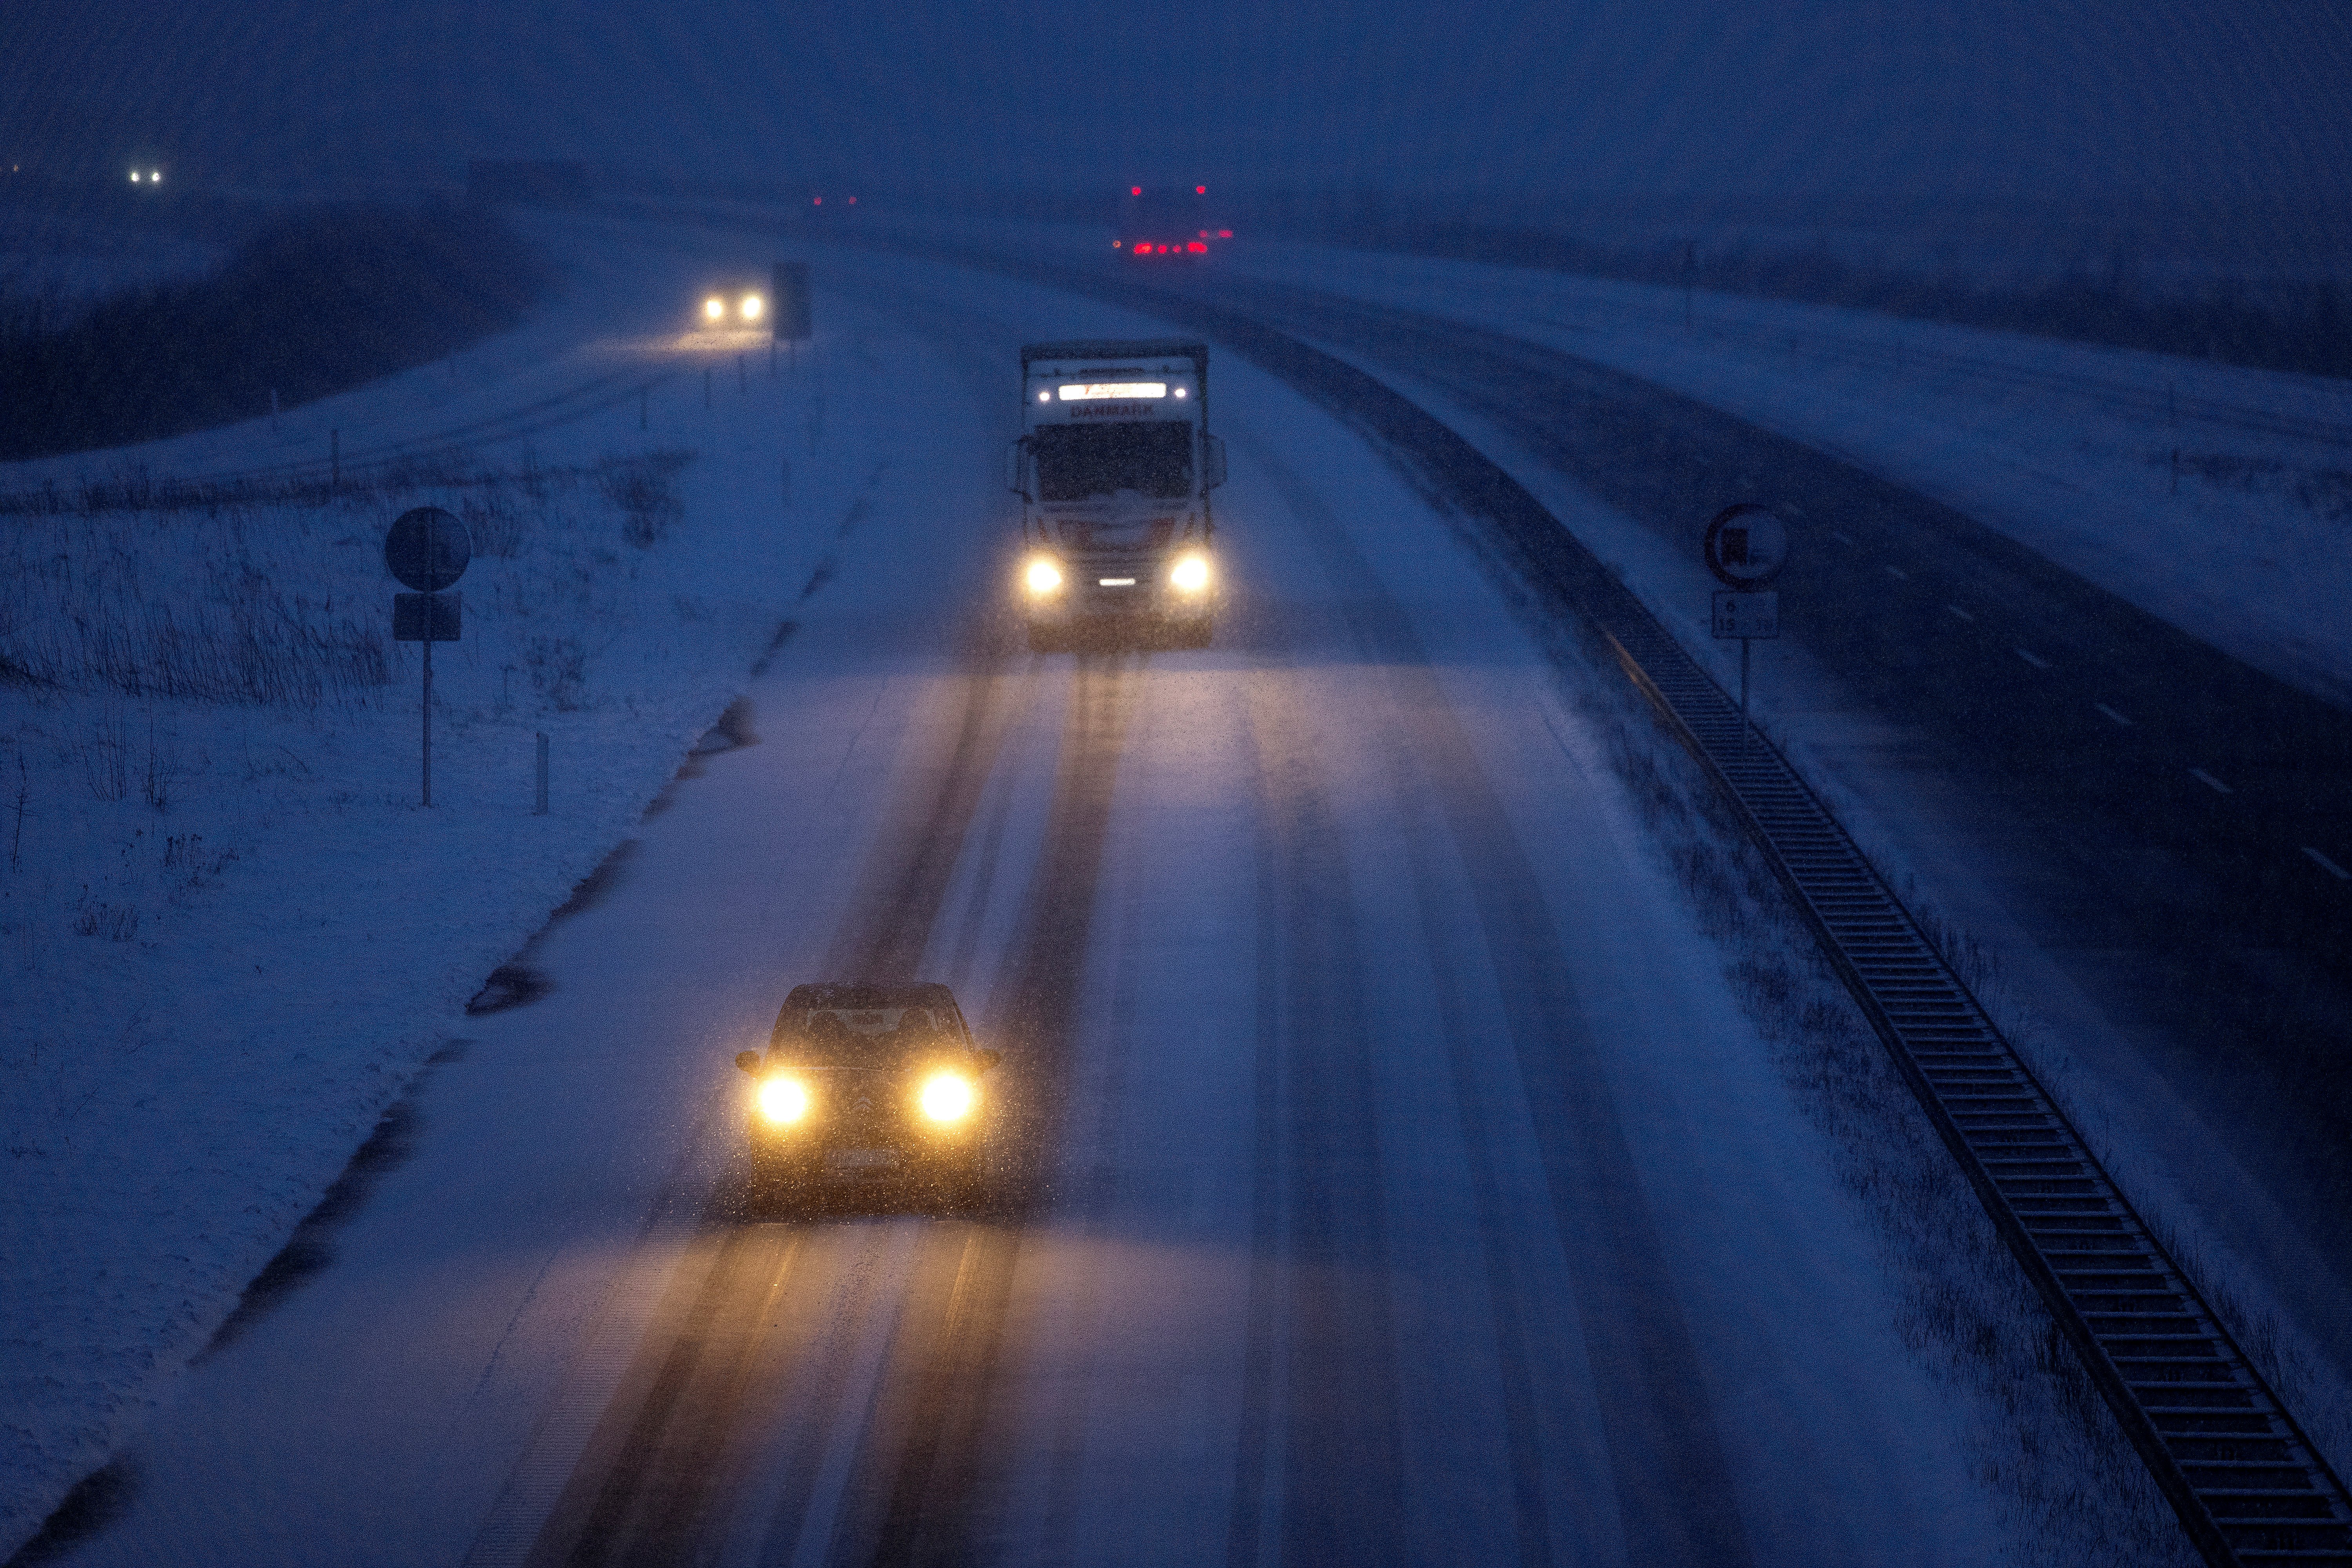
xmin=600 ymin=453 xmax=689 ymax=548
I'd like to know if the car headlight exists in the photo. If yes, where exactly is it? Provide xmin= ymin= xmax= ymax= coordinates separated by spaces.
xmin=1024 ymin=556 xmax=1064 ymax=595
xmin=918 ymin=1072 xmax=975 ymax=1123
xmin=757 ymin=1076 xmax=811 ymax=1124
xmin=703 ymin=296 xmax=726 ymax=323
xmin=741 ymin=294 xmax=764 ymax=321
xmin=1170 ymin=552 xmax=1212 ymax=594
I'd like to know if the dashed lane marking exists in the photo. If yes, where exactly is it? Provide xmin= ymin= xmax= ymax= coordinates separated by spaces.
xmin=2095 ymin=703 xmax=2133 ymax=727
xmin=1945 ymin=604 xmax=1974 ymax=622
xmin=2015 ymin=648 xmax=2051 ymax=669
xmin=2189 ymin=768 xmax=2232 ymax=795
xmin=2303 ymin=847 xmax=2351 ymax=880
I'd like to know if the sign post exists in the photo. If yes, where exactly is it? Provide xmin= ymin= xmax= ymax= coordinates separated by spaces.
xmin=386 ymin=506 xmax=472 ymax=806
xmin=1702 ymin=503 xmax=1789 ymax=751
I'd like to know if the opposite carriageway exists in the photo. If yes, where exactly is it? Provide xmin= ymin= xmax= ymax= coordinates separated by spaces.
xmin=1615 ymin=615 xmax=2352 ymax=1567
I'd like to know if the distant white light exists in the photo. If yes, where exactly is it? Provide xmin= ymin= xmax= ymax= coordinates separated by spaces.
xmin=740 ymin=294 xmax=763 ymax=321
xmin=703 ymin=296 xmax=725 ymax=322
xmin=150 ymin=171 xmax=161 ymax=182
xmin=1037 ymin=390 xmax=1050 ymax=403
xmin=1173 ymin=387 xmax=1186 ymax=398
xmin=1058 ymin=382 xmax=1165 ymax=401
xmin=129 ymin=171 xmax=140 ymax=183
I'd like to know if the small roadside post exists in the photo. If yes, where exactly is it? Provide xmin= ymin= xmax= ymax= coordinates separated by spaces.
xmin=386 ymin=506 xmax=471 ymax=807
xmin=1703 ymin=503 xmax=1788 ymax=751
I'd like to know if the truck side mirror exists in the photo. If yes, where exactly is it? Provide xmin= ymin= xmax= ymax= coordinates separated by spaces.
xmin=1005 ymin=438 xmax=1032 ymax=502
xmin=1203 ymin=434 xmax=1227 ymax=491
xmin=735 ymin=1051 xmax=762 ymax=1074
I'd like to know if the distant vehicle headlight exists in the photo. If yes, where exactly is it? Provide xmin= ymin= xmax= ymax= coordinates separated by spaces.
xmin=1024 ymin=556 xmax=1064 ymax=595
xmin=704 ymin=296 xmax=726 ymax=323
xmin=1170 ymin=552 xmax=1212 ymax=594
xmin=919 ymin=1072 xmax=976 ymax=1123
xmin=741 ymin=294 xmax=764 ymax=321
xmin=757 ymin=1076 xmax=811 ymax=1124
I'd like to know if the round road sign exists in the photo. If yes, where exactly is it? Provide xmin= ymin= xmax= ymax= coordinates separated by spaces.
xmin=385 ymin=506 xmax=472 ymax=593
xmin=1702 ymin=503 xmax=1788 ymax=588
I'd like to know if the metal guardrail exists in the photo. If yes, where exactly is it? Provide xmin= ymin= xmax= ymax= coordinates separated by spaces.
xmin=1601 ymin=613 xmax=2352 ymax=1567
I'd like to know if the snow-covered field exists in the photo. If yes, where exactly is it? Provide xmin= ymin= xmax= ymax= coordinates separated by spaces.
xmin=0 ymin=212 xmax=902 ymax=1552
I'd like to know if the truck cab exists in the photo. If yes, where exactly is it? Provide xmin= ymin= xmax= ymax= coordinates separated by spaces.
xmin=1008 ymin=339 xmax=1227 ymax=651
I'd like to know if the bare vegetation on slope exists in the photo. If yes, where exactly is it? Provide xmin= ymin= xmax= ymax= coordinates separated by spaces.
xmin=0 ymin=454 xmax=691 ymax=708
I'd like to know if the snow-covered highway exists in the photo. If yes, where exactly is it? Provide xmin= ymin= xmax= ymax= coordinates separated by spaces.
xmin=35 ymin=208 xmax=2352 ymax=1567
xmin=13 ymin=223 xmax=2198 ymax=1567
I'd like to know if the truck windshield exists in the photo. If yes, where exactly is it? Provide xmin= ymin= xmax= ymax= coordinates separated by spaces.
xmin=1033 ymin=423 xmax=1194 ymax=501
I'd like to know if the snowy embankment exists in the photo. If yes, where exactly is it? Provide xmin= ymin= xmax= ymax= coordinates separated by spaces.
xmin=1224 ymin=238 xmax=2352 ymax=713
xmin=0 ymin=213 xmax=891 ymax=1553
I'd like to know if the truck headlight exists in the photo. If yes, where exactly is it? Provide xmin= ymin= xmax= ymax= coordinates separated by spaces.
xmin=703 ymin=296 xmax=726 ymax=323
xmin=1170 ymin=553 xmax=1212 ymax=594
xmin=1024 ymin=556 xmax=1064 ymax=595
xmin=919 ymin=1072 xmax=976 ymax=1122
xmin=757 ymin=1076 xmax=811 ymax=1124
xmin=741 ymin=294 xmax=764 ymax=321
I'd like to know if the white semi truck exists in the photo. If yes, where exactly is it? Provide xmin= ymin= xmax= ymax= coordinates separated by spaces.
xmin=1007 ymin=339 xmax=1226 ymax=651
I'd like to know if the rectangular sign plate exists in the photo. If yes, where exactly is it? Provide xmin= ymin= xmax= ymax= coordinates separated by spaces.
xmin=1711 ymin=590 xmax=1779 ymax=639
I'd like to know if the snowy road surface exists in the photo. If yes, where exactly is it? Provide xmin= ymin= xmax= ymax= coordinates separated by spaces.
xmin=28 ymin=239 xmax=2093 ymax=1566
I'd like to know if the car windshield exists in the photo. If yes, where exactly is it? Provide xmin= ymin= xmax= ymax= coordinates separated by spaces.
xmin=1033 ymin=421 xmax=1193 ymax=501
xmin=776 ymin=1005 xmax=951 ymax=1063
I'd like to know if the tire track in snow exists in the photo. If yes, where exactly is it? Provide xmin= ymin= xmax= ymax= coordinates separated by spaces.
xmin=1221 ymin=673 xmax=1414 ymax=1568
xmin=512 ymin=629 xmax=1037 ymax=1567
xmin=1245 ymin=430 xmax=1756 ymax=1567
xmin=508 ymin=257 xmax=1143 ymax=1568
xmin=848 ymin=655 xmax=1143 ymax=1567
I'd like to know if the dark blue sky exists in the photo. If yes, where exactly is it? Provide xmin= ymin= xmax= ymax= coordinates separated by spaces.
xmin=6 ymin=0 xmax=2349 ymax=204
